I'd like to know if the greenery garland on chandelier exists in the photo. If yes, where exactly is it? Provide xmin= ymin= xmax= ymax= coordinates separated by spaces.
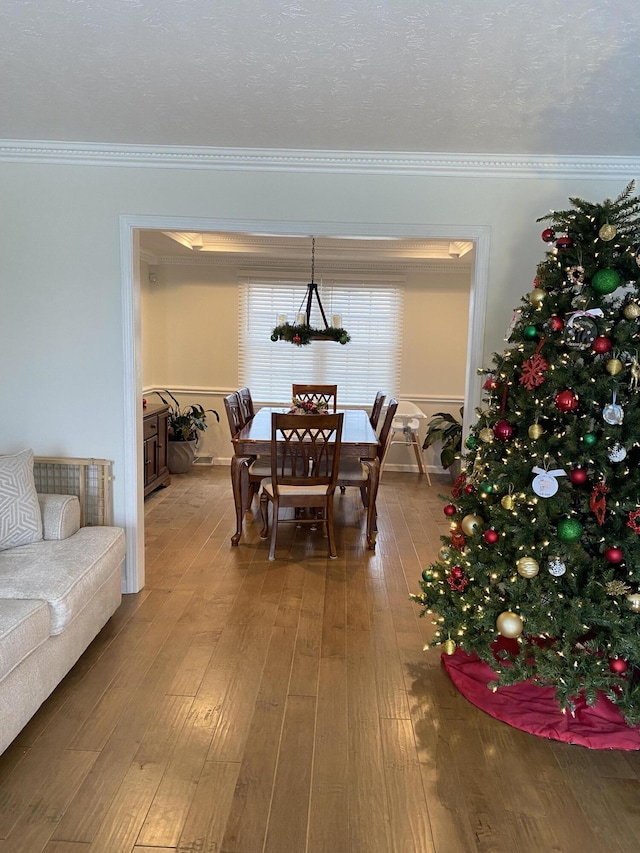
xmin=270 ymin=237 xmax=351 ymax=346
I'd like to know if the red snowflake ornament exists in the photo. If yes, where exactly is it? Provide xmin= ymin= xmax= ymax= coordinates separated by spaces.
xmin=627 ymin=508 xmax=640 ymax=533
xmin=520 ymin=352 xmax=549 ymax=390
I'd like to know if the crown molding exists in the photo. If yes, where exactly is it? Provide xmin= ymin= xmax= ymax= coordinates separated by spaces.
xmin=1 ymin=139 xmax=640 ymax=178
xmin=149 ymin=254 xmax=472 ymax=274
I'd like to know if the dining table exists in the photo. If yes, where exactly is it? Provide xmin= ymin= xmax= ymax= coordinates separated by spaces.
xmin=230 ymin=407 xmax=380 ymax=548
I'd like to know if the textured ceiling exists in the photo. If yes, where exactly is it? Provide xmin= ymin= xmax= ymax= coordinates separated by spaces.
xmin=2 ymin=1 xmax=639 ymax=156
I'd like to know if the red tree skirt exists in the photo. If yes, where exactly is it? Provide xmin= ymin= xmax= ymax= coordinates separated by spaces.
xmin=442 ymin=648 xmax=640 ymax=750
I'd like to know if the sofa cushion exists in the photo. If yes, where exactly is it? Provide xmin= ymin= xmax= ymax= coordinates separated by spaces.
xmin=38 ymin=494 xmax=81 ymax=541
xmin=0 ymin=599 xmax=51 ymax=682
xmin=0 ymin=526 xmax=126 ymax=635
xmin=0 ymin=449 xmax=43 ymax=551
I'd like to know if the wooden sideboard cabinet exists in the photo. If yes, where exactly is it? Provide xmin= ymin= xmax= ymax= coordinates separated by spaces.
xmin=143 ymin=402 xmax=171 ymax=496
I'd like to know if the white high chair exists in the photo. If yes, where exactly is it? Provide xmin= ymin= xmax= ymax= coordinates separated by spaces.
xmin=380 ymin=400 xmax=431 ymax=484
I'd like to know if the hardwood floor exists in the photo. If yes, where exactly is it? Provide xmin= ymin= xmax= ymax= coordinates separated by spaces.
xmin=2 ymin=466 xmax=640 ymax=852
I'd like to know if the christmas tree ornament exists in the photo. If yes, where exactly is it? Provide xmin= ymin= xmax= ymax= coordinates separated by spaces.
xmin=501 ymin=489 xmax=515 ymax=510
xmin=608 ymin=443 xmax=627 ymax=462
xmin=630 ymin=357 xmax=640 ymax=392
xmin=599 ymin=223 xmax=617 ymax=241
xmin=479 ymin=480 xmax=493 ymax=493
xmin=496 ymin=611 xmax=524 ymax=638
xmin=591 ymin=268 xmax=622 ymax=295
xmin=592 ymin=336 xmax=612 ymax=354
xmin=567 ymin=265 xmax=585 ymax=285
xmin=451 ymin=530 xmax=466 ymax=551
xmin=464 ymin=484 xmax=476 ymax=495
xmin=270 ymin=333 xmax=279 ymax=342
xmin=465 ymin=435 xmax=478 ymax=450
xmin=605 ymin=357 xmax=623 ymax=376
xmin=627 ymin=508 xmax=640 ymax=533
xmin=547 ymin=315 xmax=564 ymax=332
xmin=609 ymin=657 xmax=629 ymax=674
xmin=603 ymin=392 xmax=624 ymax=424
xmin=493 ymin=420 xmax=514 ymax=441
xmin=557 ymin=517 xmax=583 ymax=543
xmin=556 ymin=389 xmax=579 ymax=412
xmin=547 ymin=557 xmax=567 ymax=577
xmin=421 ymin=568 xmax=434 ymax=582
xmin=461 ymin=514 xmax=483 ymax=536
xmin=443 ymin=503 xmax=457 ymax=517
xmin=590 ymin=482 xmax=609 ymax=525
xmin=439 ymin=546 xmax=452 ymax=561
xmin=606 ymin=580 xmax=630 ymax=596
xmin=483 ymin=528 xmax=499 ymax=545
xmin=563 ymin=310 xmax=601 ymax=349
xmin=447 ymin=566 xmax=469 ymax=591
xmin=479 ymin=427 xmax=495 ymax=443
xmin=623 ymin=302 xmax=640 ymax=320
xmin=520 ymin=350 xmax=548 ymax=390
xmin=541 ymin=227 xmax=556 ymax=243
xmin=583 ymin=432 xmax=597 ymax=447
xmin=443 ymin=638 xmax=456 ymax=655
xmin=529 ymin=289 xmax=546 ymax=307
xmin=292 ymin=334 xmax=302 ymax=345
xmin=604 ymin=546 xmax=624 ymax=564
xmin=483 ymin=375 xmax=499 ymax=391
xmin=528 ymin=422 xmax=544 ymax=439
xmin=532 ymin=466 xmax=567 ymax=498
xmin=523 ymin=324 xmax=538 ymax=340
xmin=626 ymin=593 xmax=640 ymax=612
xmin=555 ymin=236 xmax=573 ymax=251
xmin=569 ymin=467 xmax=589 ymax=486
xmin=517 ymin=556 xmax=540 ymax=578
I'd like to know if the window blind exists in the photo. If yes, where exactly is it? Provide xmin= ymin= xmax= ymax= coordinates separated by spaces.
xmin=238 ymin=276 xmax=403 ymax=406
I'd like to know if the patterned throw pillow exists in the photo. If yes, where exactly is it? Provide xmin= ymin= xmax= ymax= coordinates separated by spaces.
xmin=0 ymin=449 xmax=43 ymax=551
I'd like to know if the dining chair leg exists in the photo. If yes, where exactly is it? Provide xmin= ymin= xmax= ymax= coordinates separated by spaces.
xmin=268 ymin=504 xmax=279 ymax=560
xmin=259 ymin=493 xmax=269 ymax=540
xmin=326 ymin=498 xmax=338 ymax=559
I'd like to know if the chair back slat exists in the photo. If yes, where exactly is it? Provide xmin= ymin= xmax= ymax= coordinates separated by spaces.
xmin=291 ymin=384 xmax=338 ymax=412
xmin=370 ymin=391 xmax=386 ymax=430
xmin=271 ymin=413 xmax=343 ymax=491
xmin=237 ymin=387 xmax=255 ymax=425
xmin=223 ymin=392 xmax=243 ymax=438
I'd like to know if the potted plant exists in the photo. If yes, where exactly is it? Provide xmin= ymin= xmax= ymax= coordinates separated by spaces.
xmin=422 ymin=407 xmax=463 ymax=475
xmin=156 ymin=390 xmax=220 ymax=474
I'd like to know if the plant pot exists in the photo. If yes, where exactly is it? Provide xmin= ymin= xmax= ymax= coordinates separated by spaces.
xmin=167 ymin=440 xmax=197 ymax=474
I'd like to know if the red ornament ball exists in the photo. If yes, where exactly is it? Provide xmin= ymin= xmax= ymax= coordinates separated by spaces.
xmin=541 ymin=228 xmax=556 ymax=243
xmin=493 ymin=420 xmax=514 ymax=441
xmin=464 ymin=484 xmax=476 ymax=495
xmin=483 ymin=529 xmax=499 ymax=545
xmin=450 ymin=565 xmax=464 ymax=579
xmin=556 ymin=389 xmax=579 ymax=412
xmin=292 ymin=334 xmax=301 ymax=345
xmin=592 ymin=336 xmax=613 ymax=354
xmin=555 ymin=236 xmax=573 ymax=251
xmin=609 ymin=657 xmax=629 ymax=675
xmin=483 ymin=376 xmax=499 ymax=391
xmin=443 ymin=504 xmax=457 ymax=517
xmin=547 ymin=315 xmax=564 ymax=332
xmin=569 ymin=467 xmax=588 ymax=486
xmin=604 ymin=546 xmax=624 ymax=564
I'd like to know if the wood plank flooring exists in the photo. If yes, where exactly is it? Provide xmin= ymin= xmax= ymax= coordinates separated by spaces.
xmin=2 ymin=467 xmax=640 ymax=852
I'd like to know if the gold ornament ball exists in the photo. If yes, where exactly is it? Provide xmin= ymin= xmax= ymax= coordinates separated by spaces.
xmin=516 ymin=556 xmax=540 ymax=578
xmin=461 ymin=513 xmax=484 ymax=536
xmin=529 ymin=289 xmax=546 ymax=307
xmin=528 ymin=423 xmax=544 ymax=440
xmin=624 ymin=302 xmax=640 ymax=320
xmin=605 ymin=358 xmax=623 ymax=376
xmin=479 ymin=427 xmax=495 ymax=443
xmin=599 ymin=223 xmax=617 ymax=241
xmin=627 ymin=593 xmax=640 ymax=612
xmin=443 ymin=638 xmax=456 ymax=655
xmin=501 ymin=494 xmax=515 ymax=510
xmin=496 ymin=611 xmax=524 ymax=638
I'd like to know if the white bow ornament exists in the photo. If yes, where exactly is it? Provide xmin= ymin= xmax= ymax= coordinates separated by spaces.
xmin=532 ymin=466 xmax=567 ymax=498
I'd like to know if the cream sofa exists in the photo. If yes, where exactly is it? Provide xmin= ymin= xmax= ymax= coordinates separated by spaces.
xmin=0 ymin=450 xmax=125 ymax=755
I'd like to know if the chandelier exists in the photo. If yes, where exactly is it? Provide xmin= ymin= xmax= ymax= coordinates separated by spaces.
xmin=270 ymin=238 xmax=350 ymax=346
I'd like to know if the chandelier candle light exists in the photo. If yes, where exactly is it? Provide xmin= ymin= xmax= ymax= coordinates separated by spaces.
xmin=270 ymin=237 xmax=351 ymax=346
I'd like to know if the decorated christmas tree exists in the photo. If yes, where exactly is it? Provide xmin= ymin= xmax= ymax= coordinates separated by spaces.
xmin=413 ymin=182 xmax=640 ymax=726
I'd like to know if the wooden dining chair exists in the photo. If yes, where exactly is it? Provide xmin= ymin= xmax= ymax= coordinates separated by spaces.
xmin=291 ymin=384 xmax=338 ymax=412
xmin=369 ymin=390 xmax=386 ymax=431
xmin=260 ymin=412 xmax=343 ymax=561
xmin=237 ymin=386 xmax=255 ymax=426
xmin=224 ymin=392 xmax=268 ymax=508
xmin=337 ymin=398 xmax=398 ymax=548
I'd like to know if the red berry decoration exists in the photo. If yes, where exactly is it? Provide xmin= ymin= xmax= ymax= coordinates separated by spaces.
xmin=569 ymin=467 xmax=589 ymax=486
xmin=483 ymin=529 xmax=499 ymax=545
xmin=592 ymin=336 xmax=612 ymax=354
xmin=443 ymin=503 xmax=457 ymax=517
xmin=547 ymin=315 xmax=564 ymax=332
xmin=493 ymin=420 xmax=514 ymax=441
xmin=292 ymin=334 xmax=301 ymax=345
xmin=555 ymin=236 xmax=573 ymax=251
xmin=541 ymin=228 xmax=556 ymax=243
xmin=556 ymin=389 xmax=579 ymax=412
xmin=604 ymin=546 xmax=624 ymax=564
xmin=609 ymin=657 xmax=629 ymax=675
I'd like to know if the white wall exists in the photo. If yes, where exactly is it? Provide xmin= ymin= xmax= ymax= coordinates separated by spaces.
xmin=0 ymin=158 xmax=633 ymax=590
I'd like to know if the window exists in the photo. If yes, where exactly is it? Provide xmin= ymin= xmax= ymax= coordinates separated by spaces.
xmin=239 ymin=275 xmax=404 ymax=406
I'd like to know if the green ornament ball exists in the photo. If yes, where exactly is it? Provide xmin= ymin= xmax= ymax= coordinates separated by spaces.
xmin=583 ymin=432 xmax=597 ymax=447
xmin=557 ymin=517 xmax=583 ymax=544
xmin=270 ymin=333 xmax=279 ymax=341
xmin=523 ymin=325 xmax=538 ymax=340
xmin=591 ymin=268 xmax=621 ymax=295
xmin=339 ymin=335 xmax=349 ymax=345
xmin=465 ymin=435 xmax=478 ymax=450
xmin=479 ymin=481 xmax=493 ymax=493
xmin=421 ymin=567 xmax=434 ymax=582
